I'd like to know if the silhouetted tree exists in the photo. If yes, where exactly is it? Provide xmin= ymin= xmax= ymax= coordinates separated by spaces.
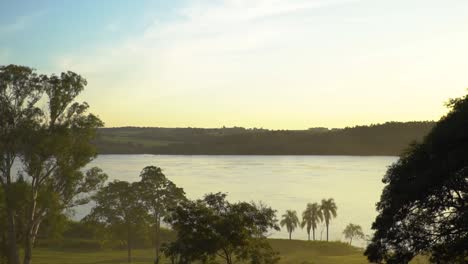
xmin=137 ymin=166 xmax=185 ymax=263
xmin=342 ymin=223 xmax=364 ymax=245
xmin=87 ymin=181 xmax=148 ymax=263
xmin=164 ymin=193 xmax=280 ymax=264
xmin=301 ymin=203 xmax=323 ymax=241
xmin=365 ymin=93 xmax=468 ymax=264
xmin=320 ymin=198 xmax=337 ymax=241
xmin=280 ymin=210 xmax=300 ymax=240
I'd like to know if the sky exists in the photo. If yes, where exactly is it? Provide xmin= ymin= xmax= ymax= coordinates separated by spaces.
xmin=1 ymin=0 xmax=468 ymax=129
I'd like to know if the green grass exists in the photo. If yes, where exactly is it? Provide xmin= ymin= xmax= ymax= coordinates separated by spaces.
xmin=30 ymin=239 xmax=429 ymax=264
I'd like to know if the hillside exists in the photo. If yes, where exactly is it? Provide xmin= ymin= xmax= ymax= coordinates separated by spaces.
xmin=93 ymin=121 xmax=435 ymax=156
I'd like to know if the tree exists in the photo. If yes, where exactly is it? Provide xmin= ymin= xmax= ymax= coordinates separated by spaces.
xmin=320 ymin=198 xmax=337 ymax=241
xmin=342 ymin=223 xmax=364 ymax=245
xmin=365 ymin=93 xmax=468 ymax=264
xmin=137 ymin=166 xmax=185 ymax=263
xmin=86 ymin=180 xmax=148 ymax=263
xmin=163 ymin=193 xmax=280 ymax=264
xmin=301 ymin=203 xmax=323 ymax=241
xmin=0 ymin=65 xmax=42 ymax=264
xmin=0 ymin=65 xmax=105 ymax=264
xmin=280 ymin=210 xmax=300 ymax=240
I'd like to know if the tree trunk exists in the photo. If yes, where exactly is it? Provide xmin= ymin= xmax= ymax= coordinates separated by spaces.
xmin=307 ymin=232 xmax=310 ymax=241
xmin=223 ymin=248 xmax=232 ymax=264
xmin=326 ymin=224 xmax=329 ymax=241
xmin=23 ymin=236 xmax=33 ymax=264
xmin=289 ymin=232 xmax=291 ymax=240
xmin=23 ymin=189 xmax=39 ymax=264
xmin=23 ymin=217 xmax=43 ymax=264
xmin=312 ymin=228 xmax=315 ymax=241
xmin=127 ymin=224 xmax=132 ymax=263
xmin=5 ymin=191 xmax=20 ymax=264
xmin=154 ymin=216 xmax=160 ymax=264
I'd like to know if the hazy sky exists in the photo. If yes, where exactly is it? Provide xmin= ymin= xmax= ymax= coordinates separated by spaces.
xmin=1 ymin=0 xmax=467 ymax=129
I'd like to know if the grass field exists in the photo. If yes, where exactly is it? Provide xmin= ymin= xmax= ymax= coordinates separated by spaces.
xmin=29 ymin=239 xmax=430 ymax=264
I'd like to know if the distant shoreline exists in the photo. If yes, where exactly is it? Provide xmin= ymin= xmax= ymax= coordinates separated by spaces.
xmin=96 ymin=152 xmax=399 ymax=157
xmin=93 ymin=121 xmax=434 ymax=156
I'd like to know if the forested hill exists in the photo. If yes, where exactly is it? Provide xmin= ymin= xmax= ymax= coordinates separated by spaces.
xmin=93 ymin=121 xmax=435 ymax=156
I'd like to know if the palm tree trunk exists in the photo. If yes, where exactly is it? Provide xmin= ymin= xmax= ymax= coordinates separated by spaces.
xmin=289 ymin=232 xmax=291 ymax=240
xmin=312 ymin=228 xmax=315 ymax=241
xmin=326 ymin=224 xmax=329 ymax=241
xmin=308 ymin=232 xmax=310 ymax=241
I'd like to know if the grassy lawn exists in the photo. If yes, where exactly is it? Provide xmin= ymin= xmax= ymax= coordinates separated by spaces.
xmin=29 ymin=239 xmax=429 ymax=264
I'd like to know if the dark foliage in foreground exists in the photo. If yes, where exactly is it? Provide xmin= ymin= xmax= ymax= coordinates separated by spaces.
xmin=365 ymin=93 xmax=468 ymax=263
xmin=163 ymin=193 xmax=280 ymax=264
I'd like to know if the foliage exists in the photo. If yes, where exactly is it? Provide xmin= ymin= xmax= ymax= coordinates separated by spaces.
xmin=163 ymin=193 xmax=280 ymax=264
xmin=0 ymin=64 xmax=105 ymax=264
xmin=342 ymin=223 xmax=364 ymax=245
xmin=86 ymin=180 xmax=148 ymax=263
xmin=365 ymin=93 xmax=468 ymax=263
xmin=280 ymin=210 xmax=300 ymax=240
xmin=94 ymin=121 xmax=435 ymax=155
xmin=137 ymin=166 xmax=185 ymax=262
xmin=320 ymin=198 xmax=337 ymax=242
xmin=301 ymin=203 xmax=323 ymax=241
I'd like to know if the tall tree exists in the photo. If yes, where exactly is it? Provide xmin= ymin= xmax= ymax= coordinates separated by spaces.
xmin=0 ymin=65 xmax=42 ymax=264
xmin=301 ymin=203 xmax=323 ymax=241
xmin=280 ymin=210 xmax=300 ymax=240
xmin=137 ymin=166 xmax=185 ymax=264
xmin=365 ymin=93 xmax=468 ymax=264
xmin=320 ymin=198 xmax=337 ymax=241
xmin=87 ymin=180 xmax=148 ymax=263
xmin=342 ymin=223 xmax=364 ymax=245
xmin=0 ymin=65 xmax=105 ymax=264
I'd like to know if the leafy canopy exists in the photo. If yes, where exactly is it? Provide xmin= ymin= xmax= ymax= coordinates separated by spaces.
xmin=365 ymin=93 xmax=468 ymax=263
xmin=164 ymin=193 xmax=280 ymax=264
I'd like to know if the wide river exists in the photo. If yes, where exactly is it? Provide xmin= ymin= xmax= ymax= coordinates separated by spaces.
xmin=78 ymin=154 xmax=398 ymax=247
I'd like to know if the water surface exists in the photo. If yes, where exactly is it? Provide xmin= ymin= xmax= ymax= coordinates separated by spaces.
xmin=81 ymin=155 xmax=397 ymax=246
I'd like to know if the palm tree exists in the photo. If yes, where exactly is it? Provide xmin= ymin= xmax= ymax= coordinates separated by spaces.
xmin=280 ymin=210 xmax=300 ymax=240
xmin=301 ymin=203 xmax=323 ymax=241
xmin=320 ymin=198 xmax=337 ymax=241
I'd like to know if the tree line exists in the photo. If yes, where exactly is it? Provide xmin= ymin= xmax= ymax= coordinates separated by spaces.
xmin=94 ymin=121 xmax=434 ymax=156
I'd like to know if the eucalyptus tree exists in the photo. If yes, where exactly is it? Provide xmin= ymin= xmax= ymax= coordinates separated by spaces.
xmin=0 ymin=65 xmax=42 ymax=264
xmin=320 ymin=198 xmax=337 ymax=241
xmin=0 ymin=65 xmax=106 ymax=264
xmin=342 ymin=223 xmax=364 ymax=245
xmin=137 ymin=166 xmax=185 ymax=263
xmin=301 ymin=203 xmax=323 ymax=241
xmin=87 ymin=180 xmax=148 ymax=263
xmin=280 ymin=210 xmax=300 ymax=240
